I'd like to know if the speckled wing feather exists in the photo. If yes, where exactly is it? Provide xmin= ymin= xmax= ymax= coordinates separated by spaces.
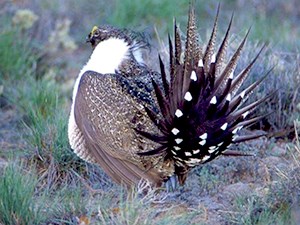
xmin=74 ymin=71 xmax=164 ymax=186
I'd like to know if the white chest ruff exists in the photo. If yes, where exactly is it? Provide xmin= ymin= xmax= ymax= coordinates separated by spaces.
xmin=68 ymin=38 xmax=141 ymax=162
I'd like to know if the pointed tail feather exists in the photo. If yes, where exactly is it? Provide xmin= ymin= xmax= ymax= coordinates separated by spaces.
xmin=203 ymin=3 xmax=220 ymax=73
xmin=233 ymin=133 xmax=266 ymax=143
xmin=215 ymin=12 xmax=234 ymax=77
xmin=230 ymin=45 xmax=267 ymax=95
xmin=214 ymin=28 xmax=251 ymax=95
xmin=222 ymin=150 xmax=255 ymax=157
xmin=136 ymin=5 xmax=273 ymax=185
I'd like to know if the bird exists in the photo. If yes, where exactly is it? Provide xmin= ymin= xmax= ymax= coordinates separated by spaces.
xmin=68 ymin=6 xmax=272 ymax=189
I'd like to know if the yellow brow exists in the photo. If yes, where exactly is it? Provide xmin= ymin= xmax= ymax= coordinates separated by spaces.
xmin=91 ymin=26 xmax=98 ymax=35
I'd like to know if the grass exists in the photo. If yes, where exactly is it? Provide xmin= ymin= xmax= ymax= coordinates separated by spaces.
xmin=0 ymin=1 xmax=300 ymax=224
xmin=223 ymin=125 xmax=300 ymax=224
xmin=0 ymin=163 xmax=45 ymax=225
xmin=0 ymin=162 xmax=89 ymax=225
xmin=226 ymin=194 xmax=292 ymax=225
xmin=0 ymin=9 xmax=93 ymax=223
xmin=0 ymin=30 xmax=37 ymax=82
xmin=1 ymin=13 xmax=86 ymax=188
xmin=95 ymin=181 xmax=201 ymax=225
xmin=195 ymin=166 xmax=223 ymax=195
xmin=20 ymin=80 xmax=87 ymax=190
xmin=47 ymin=186 xmax=87 ymax=224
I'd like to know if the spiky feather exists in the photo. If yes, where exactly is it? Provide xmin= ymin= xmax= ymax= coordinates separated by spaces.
xmin=138 ymin=6 xmax=272 ymax=184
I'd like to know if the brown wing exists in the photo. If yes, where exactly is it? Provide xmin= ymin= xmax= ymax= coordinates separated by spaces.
xmin=74 ymin=71 xmax=163 ymax=187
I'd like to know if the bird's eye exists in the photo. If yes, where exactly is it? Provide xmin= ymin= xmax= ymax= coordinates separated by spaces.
xmin=93 ymin=30 xmax=100 ymax=37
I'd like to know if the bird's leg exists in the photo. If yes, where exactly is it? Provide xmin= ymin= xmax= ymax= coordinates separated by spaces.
xmin=165 ymin=175 xmax=177 ymax=192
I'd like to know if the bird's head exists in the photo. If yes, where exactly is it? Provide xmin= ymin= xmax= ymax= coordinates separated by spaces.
xmin=86 ymin=25 xmax=149 ymax=51
xmin=86 ymin=25 xmax=132 ymax=48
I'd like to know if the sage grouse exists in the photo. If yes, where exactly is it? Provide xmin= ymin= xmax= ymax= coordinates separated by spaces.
xmin=68 ymin=6 xmax=271 ymax=188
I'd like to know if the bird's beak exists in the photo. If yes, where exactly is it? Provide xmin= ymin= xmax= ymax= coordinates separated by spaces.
xmin=86 ymin=35 xmax=91 ymax=43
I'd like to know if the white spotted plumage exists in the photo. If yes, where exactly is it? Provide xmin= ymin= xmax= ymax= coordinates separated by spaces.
xmin=171 ymin=128 xmax=180 ymax=135
xmin=242 ymin=111 xmax=249 ymax=118
xmin=193 ymin=149 xmax=200 ymax=154
xmin=175 ymin=138 xmax=183 ymax=144
xmin=184 ymin=152 xmax=192 ymax=157
xmin=175 ymin=109 xmax=183 ymax=118
xmin=202 ymin=155 xmax=211 ymax=161
xmin=217 ymin=142 xmax=224 ymax=147
xmin=208 ymin=148 xmax=217 ymax=154
xmin=226 ymin=93 xmax=231 ymax=101
xmin=220 ymin=122 xmax=228 ymax=130
xmin=199 ymin=133 xmax=208 ymax=139
xmin=190 ymin=70 xmax=197 ymax=81
xmin=240 ymin=90 xmax=246 ymax=98
xmin=211 ymin=53 xmax=216 ymax=63
xmin=199 ymin=140 xmax=206 ymax=146
xmin=184 ymin=92 xmax=193 ymax=101
xmin=174 ymin=146 xmax=181 ymax=151
xmin=198 ymin=59 xmax=204 ymax=67
xmin=210 ymin=96 xmax=217 ymax=104
xmin=129 ymin=6 xmax=270 ymax=187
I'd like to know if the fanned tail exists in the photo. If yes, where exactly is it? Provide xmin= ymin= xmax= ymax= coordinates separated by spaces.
xmin=137 ymin=5 xmax=272 ymax=185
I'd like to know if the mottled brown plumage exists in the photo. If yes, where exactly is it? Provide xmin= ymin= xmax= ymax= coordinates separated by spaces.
xmin=74 ymin=73 xmax=165 ymax=186
xmin=68 ymin=6 xmax=271 ymax=188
